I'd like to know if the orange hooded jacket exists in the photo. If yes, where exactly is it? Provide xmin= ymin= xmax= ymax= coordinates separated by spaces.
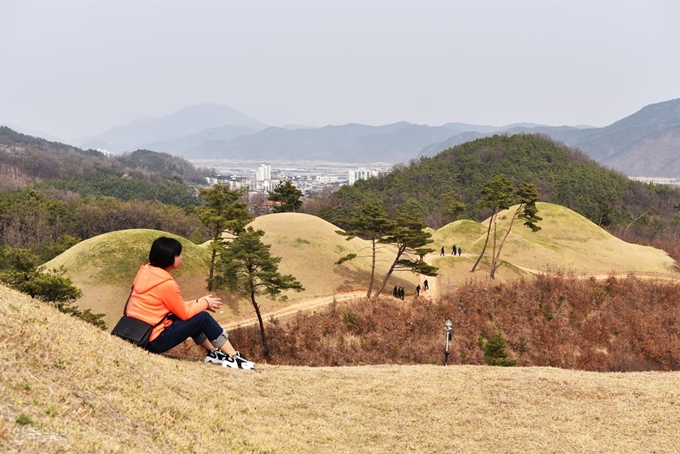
xmin=126 ymin=264 xmax=208 ymax=343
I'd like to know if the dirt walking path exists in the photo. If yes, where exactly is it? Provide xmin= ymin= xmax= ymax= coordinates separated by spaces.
xmin=225 ymin=252 xmax=445 ymax=329
xmin=418 ymin=270 xmax=438 ymax=301
xmin=221 ymin=290 xmax=366 ymax=330
xmin=418 ymin=250 xmax=473 ymax=301
xmin=222 ymin=249 xmax=446 ymax=330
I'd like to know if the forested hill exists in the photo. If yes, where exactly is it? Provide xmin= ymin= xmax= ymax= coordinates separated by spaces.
xmin=0 ymin=127 xmax=208 ymax=190
xmin=0 ymin=127 xmax=210 ymax=259
xmin=0 ymin=126 xmax=109 ymax=188
xmin=322 ymin=134 xmax=680 ymax=235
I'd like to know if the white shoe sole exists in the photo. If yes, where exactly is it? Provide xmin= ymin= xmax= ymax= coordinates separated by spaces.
xmin=222 ymin=359 xmax=255 ymax=369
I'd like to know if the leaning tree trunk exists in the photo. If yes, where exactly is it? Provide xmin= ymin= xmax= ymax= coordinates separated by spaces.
xmin=251 ymin=291 xmax=270 ymax=361
xmin=471 ymin=206 xmax=497 ymax=272
xmin=490 ymin=216 xmax=499 ymax=278
xmin=375 ymin=245 xmax=406 ymax=298
xmin=490 ymin=204 xmax=522 ymax=279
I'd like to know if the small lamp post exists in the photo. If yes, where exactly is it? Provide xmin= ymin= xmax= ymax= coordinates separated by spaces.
xmin=444 ymin=318 xmax=453 ymax=366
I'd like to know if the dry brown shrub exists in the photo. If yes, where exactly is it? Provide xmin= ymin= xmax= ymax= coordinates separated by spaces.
xmin=227 ymin=275 xmax=680 ymax=372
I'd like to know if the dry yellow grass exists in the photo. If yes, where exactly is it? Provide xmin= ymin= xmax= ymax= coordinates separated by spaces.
xmin=488 ymin=202 xmax=677 ymax=275
xmin=2 ymin=286 xmax=679 ymax=453
xmin=42 ymin=216 xmax=420 ymax=329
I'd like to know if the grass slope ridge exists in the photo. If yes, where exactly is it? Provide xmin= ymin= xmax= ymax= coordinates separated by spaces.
xmin=250 ymin=212 xmax=418 ymax=297
xmin=452 ymin=202 xmax=675 ymax=276
xmin=2 ymin=286 xmax=679 ymax=453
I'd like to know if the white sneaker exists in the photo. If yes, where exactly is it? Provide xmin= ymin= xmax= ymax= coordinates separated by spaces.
xmin=222 ymin=351 xmax=255 ymax=370
xmin=204 ymin=349 xmax=230 ymax=365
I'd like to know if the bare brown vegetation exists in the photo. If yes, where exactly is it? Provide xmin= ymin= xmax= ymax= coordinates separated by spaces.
xmin=225 ymin=274 xmax=680 ymax=371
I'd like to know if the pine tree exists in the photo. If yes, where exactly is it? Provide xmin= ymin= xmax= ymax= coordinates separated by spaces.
xmin=198 ymin=184 xmax=253 ymax=290
xmin=483 ymin=332 xmax=516 ymax=367
xmin=374 ymin=215 xmax=437 ymax=298
xmin=267 ymin=180 xmax=304 ymax=213
xmin=0 ymin=247 xmax=104 ymax=329
xmin=471 ymin=175 xmax=541 ymax=278
xmin=335 ymin=199 xmax=396 ymax=298
xmin=471 ymin=174 xmax=515 ymax=274
xmin=214 ymin=227 xmax=304 ymax=360
xmin=489 ymin=182 xmax=542 ymax=278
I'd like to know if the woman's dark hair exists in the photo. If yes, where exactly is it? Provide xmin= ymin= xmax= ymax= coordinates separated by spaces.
xmin=149 ymin=237 xmax=182 ymax=269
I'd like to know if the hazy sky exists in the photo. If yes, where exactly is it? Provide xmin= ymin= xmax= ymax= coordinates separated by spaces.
xmin=1 ymin=0 xmax=679 ymax=139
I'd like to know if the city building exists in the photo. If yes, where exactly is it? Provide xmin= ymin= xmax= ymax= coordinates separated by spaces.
xmin=256 ymin=163 xmax=271 ymax=181
xmin=348 ymin=168 xmax=375 ymax=185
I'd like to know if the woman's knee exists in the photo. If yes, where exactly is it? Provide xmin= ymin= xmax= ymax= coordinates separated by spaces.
xmin=193 ymin=311 xmax=215 ymax=323
xmin=190 ymin=311 xmax=227 ymax=347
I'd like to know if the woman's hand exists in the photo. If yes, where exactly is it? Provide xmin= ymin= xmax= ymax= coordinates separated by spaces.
xmin=201 ymin=295 xmax=222 ymax=312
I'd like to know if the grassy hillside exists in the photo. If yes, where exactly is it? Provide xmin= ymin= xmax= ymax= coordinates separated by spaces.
xmin=0 ymin=127 xmax=207 ymax=185
xmin=43 ymin=217 xmax=420 ymax=330
xmin=250 ymin=212 xmax=418 ymax=297
xmin=43 ymin=205 xmax=677 ymax=332
xmin=426 ymin=202 xmax=677 ymax=290
xmin=325 ymin=134 xmax=680 ymax=239
xmin=464 ymin=202 xmax=676 ymax=277
xmin=2 ymin=286 xmax=679 ymax=453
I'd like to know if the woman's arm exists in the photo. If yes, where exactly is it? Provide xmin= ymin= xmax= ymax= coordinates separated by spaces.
xmin=160 ymin=281 xmax=209 ymax=320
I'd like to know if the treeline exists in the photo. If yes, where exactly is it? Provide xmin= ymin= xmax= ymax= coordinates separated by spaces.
xmin=313 ymin=134 xmax=680 ymax=260
xmin=116 ymin=149 xmax=208 ymax=184
xmin=37 ymin=167 xmax=200 ymax=207
xmin=0 ymin=127 xmax=214 ymax=262
xmin=224 ymin=274 xmax=680 ymax=371
xmin=0 ymin=188 xmax=206 ymax=262
xmin=0 ymin=127 xmax=210 ymax=191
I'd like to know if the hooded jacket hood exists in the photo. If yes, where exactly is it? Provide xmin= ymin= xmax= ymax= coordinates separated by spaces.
xmin=133 ymin=264 xmax=173 ymax=294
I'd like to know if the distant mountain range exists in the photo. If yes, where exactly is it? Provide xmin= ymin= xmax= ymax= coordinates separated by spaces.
xmin=418 ymin=99 xmax=680 ymax=177
xmin=5 ymin=99 xmax=680 ymax=177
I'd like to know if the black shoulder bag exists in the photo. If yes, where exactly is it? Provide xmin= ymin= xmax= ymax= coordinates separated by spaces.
xmin=111 ymin=286 xmax=167 ymax=348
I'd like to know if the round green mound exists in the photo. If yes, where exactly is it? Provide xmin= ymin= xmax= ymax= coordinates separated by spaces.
xmin=437 ymin=202 xmax=677 ymax=276
xmin=44 ymin=229 xmax=211 ymax=330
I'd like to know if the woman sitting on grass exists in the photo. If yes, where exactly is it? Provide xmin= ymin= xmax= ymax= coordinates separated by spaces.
xmin=126 ymin=236 xmax=254 ymax=370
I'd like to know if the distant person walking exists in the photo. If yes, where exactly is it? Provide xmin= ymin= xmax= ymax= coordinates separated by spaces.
xmin=452 ymin=244 xmax=457 ymax=256
xmin=415 ymin=284 xmax=421 ymax=296
xmin=393 ymin=285 xmax=398 ymax=298
xmin=458 ymin=246 xmax=462 ymax=256
xmin=440 ymin=247 xmax=445 ymax=256
xmin=423 ymin=279 xmax=429 ymax=291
